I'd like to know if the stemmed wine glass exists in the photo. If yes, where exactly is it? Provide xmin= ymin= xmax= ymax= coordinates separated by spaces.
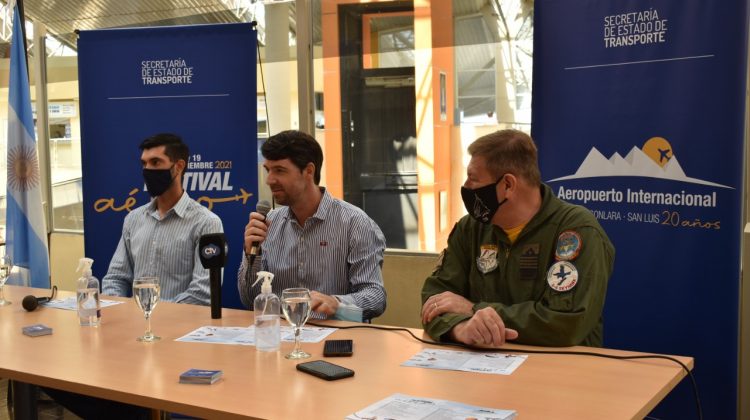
xmin=281 ymin=288 xmax=312 ymax=359
xmin=133 ymin=276 xmax=161 ymax=342
xmin=0 ymin=254 xmax=13 ymax=306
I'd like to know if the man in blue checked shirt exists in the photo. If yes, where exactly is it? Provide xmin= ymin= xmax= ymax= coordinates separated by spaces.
xmin=237 ymin=130 xmax=386 ymax=321
xmin=102 ymin=133 xmax=224 ymax=305
xmin=45 ymin=133 xmax=222 ymax=419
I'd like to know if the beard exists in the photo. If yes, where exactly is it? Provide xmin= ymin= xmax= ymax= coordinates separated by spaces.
xmin=271 ymin=188 xmax=290 ymax=206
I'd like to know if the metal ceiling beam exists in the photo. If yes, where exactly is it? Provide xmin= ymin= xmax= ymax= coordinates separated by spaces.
xmin=295 ymin=0 xmax=313 ymax=135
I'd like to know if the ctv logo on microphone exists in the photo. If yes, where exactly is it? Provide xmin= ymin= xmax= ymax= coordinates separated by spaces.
xmin=201 ymin=244 xmax=220 ymax=259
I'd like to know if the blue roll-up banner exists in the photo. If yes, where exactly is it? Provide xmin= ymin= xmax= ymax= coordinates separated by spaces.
xmin=532 ymin=1 xmax=747 ymax=418
xmin=78 ymin=24 xmax=257 ymax=310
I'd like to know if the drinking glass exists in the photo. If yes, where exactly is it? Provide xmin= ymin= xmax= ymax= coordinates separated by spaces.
xmin=281 ymin=288 xmax=312 ymax=359
xmin=133 ymin=276 xmax=161 ymax=342
xmin=0 ymin=255 xmax=13 ymax=306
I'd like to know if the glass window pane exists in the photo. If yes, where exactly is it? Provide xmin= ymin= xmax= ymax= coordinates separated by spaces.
xmin=47 ymin=55 xmax=82 ymax=231
xmin=0 ymin=0 xmax=535 ymax=252
xmin=364 ymin=15 xmax=415 ymax=69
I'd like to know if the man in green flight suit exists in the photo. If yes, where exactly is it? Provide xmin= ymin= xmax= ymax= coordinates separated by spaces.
xmin=421 ymin=129 xmax=614 ymax=347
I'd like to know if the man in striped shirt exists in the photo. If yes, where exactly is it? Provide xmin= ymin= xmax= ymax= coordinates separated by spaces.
xmin=102 ymin=133 xmax=224 ymax=306
xmin=47 ymin=133 xmax=224 ymax=420
xmin=237 ymin=130 xmax=386 ymax=321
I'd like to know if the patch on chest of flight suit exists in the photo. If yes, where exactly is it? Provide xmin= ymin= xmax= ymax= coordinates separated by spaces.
xmin=519 ymin=243 xmax=539 ymax=281
xmin=477 ymin=244 xmax=498 ymax=274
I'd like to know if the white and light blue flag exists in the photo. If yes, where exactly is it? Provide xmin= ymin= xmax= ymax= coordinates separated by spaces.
xmin=5 ymin=3 xmax=50 ymax=287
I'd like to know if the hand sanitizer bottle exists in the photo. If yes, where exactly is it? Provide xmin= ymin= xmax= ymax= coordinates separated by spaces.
xmin=76 ymin=257 xmax=100 ymax=327
xmin=253 ymin=271 xmax=280 ymax=351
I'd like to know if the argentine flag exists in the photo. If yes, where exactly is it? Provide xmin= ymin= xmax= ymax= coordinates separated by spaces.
xmin=5 ymin=3 xmax=50 ymax=288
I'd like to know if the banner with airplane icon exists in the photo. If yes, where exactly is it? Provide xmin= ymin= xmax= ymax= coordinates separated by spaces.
xmin=78 ymin=24 xmax=258 ymax=309
xmin=532 ymin=1 xmax=746 ymax=418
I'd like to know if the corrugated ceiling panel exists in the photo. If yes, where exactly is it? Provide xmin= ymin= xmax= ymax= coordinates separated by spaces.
xmin=22 ymin=0 xmax=245 ymax=47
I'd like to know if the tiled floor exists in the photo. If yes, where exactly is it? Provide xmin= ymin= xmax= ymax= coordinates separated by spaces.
xmin=0 ymin=379 xmax=81 ymax=420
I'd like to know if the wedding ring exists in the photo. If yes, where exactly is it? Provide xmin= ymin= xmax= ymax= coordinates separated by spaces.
xmin=433 ymin=302 xmax=438 ymax=310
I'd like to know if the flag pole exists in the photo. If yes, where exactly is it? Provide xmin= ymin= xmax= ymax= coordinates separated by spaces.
xmin=12 ymin=0 xmax=29 ymax=78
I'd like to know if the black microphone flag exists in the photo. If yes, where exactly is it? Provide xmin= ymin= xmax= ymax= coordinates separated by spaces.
xmin=199 ymin=233 xmax=227 ymax=319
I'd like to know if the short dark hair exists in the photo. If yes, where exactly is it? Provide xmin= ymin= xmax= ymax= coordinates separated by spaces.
xmin=139 ymin=133 xmax=189 ymax=165
xmin=261 ymin=130 xmax=323 ymax=184
xmin=468 ymin=129 xmax=541 ymax=186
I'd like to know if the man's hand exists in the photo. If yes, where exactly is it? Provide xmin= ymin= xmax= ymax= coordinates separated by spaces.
xmin=449 ymin=307 xmax=519 ymax=347
xmin=421 ymin=291 xmax=474 ymax=324
xmin=310 ymin=291 xmax=339 ymax=316
xmin=244 ymin=212 xmax=269 ymax=254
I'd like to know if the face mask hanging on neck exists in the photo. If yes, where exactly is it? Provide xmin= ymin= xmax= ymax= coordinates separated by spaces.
xmin=460 ymin=177 xmax=507 ymax=224
xmin=142 ymin=165 xmax=175 ymax=197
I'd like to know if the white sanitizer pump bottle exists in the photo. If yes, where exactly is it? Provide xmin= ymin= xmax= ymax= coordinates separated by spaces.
xmin=76 ymin=257 xmax=101 ymax=327
xmin=253 ymin=271 xmax=280 ymax=351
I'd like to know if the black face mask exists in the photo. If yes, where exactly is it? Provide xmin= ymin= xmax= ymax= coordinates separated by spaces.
xmin=143 ymin=166 xmax=176 ymax=197
xmin=461 ymin=177 xmax=507 ymax=224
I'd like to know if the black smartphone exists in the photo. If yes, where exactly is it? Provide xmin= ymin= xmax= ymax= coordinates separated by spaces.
xmin=323 ymin=339 xmax=354 ymax=357
xmin=296 ymin=360 xmax=355 ymax=381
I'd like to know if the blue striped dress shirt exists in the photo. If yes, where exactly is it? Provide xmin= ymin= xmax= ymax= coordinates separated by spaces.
xmin=237 ymin=189 xmax=387 ymax=320
xmin=102 ymin=192 xmax=223 ymax=305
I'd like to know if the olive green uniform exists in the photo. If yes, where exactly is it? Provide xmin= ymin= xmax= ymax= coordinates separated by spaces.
xmin=423 ymin=184 xmax=614 ymax=347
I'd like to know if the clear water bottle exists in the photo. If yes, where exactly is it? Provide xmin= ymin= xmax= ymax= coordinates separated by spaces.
xmin=76 ymin=257 xmax=101 ymax=327
xmin=253 ymin=271 xmax=280 ymax=351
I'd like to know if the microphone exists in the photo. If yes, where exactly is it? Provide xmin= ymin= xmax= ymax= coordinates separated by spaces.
xmin=199 ymin=233 xmax=228 ymax=319
xmin=22 ymin=286 xmax=58 ymax=312
xmin=249 ymin=200 xmax=272 ymax=265
xmin=22 ymin=295 xmax=52 ymax=311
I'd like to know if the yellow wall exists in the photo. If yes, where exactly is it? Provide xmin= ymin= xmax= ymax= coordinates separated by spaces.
xmin=374 ymin=250 xmax=438 ymax=328
xmin=50 ymin=232 xmax=85 ymax=292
